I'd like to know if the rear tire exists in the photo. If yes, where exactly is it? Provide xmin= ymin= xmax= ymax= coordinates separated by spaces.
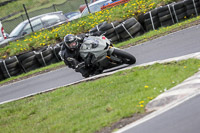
xmin=112 ymin=49 xmax=136 ymax=65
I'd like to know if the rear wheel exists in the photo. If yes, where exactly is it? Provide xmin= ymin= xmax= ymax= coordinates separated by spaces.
xmin=112 ymin=49 xmax=136 ymax=65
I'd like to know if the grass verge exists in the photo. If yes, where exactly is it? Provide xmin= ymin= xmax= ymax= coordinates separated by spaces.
xmin=0 ymin=59 xmax=200 ymax=133
xmin=0 ymin=0 xmax=83 ymax=19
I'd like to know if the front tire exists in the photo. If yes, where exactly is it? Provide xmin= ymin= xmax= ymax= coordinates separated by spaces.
xmin=112 ymin=49 xmax=136 ymax=65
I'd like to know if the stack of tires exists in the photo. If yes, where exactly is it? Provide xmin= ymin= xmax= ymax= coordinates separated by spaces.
xmin=0 ymin=44 xmax=63 ymax=81
xmin=184 ymin=0 xmax=200 ymax=18
xmin=115 ymin=17 xmax=144 ymax=41
xmin=88 ymin=17 xmax=144 ymax=43
xmin=157 ymin=4 xmax=175 ymax=27
xmin=35 ymin=46 xmax=59 ymax=67
xmin=171 ymin=1 xmax=187 ymax=23
xmin=99 ymin=21 xmax=121 ymax=43
xmin=138 ymin=8 xmax=161 ymax=31
xmin=17 ymin=51 xmax=41 ymax=72
xmin=0 ymin=56 xmax=23 ymax=79
xmin=89 ymin=22 xmax=106 ymax=35
xmin=89 ymin=21 xmax=121 ymax=43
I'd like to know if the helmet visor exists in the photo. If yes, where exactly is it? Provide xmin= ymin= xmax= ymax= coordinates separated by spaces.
xmin=65 ymin=41 xmax=77 ymax=49
xmin=68 ymin=42 xmax=77 ymax=48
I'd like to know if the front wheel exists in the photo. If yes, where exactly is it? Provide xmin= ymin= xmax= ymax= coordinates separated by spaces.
xmin=112 ymin=49 xmax=136 ymax=65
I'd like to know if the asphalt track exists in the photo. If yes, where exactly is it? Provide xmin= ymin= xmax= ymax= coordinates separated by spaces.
xmin=1 ymin=24 xmax=200 ymax=104
xmin=116 ymin=93 xmax=200 ymax=133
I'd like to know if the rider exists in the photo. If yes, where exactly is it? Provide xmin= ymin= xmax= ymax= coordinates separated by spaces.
xmin=60 ymin=34 xmax=98 ymax=77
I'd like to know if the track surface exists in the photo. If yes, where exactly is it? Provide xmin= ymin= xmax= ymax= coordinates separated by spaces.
xmin=0 ymin=25 xmax=200 ymax=103
xmin=118 ymin=94 xmax=200 ymax=133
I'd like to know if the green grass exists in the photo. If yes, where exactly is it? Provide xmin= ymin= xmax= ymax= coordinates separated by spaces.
xmin=0 ymin=0 xmax=83 ymax=19
xmin=0 ymin=59 xmax=200 ymax=133
xmin=0 ymin=0 xmax=7 ymax=2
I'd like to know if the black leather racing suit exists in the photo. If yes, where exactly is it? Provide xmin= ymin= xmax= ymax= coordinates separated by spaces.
xmin=60 ymin=35 xmax=97 ymax=77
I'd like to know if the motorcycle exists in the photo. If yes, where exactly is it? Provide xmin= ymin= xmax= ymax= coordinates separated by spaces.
xmin=75 ymin=35 xmax=136 ymax=77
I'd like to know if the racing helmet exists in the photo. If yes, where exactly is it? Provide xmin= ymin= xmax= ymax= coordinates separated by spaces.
xmin=64 ymin=34 xmax=78 ymax=50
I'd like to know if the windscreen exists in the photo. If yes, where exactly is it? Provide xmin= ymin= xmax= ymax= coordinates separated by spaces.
xmin=81 ymin=0 xmax=107 ymax=17
xmin=9 ymin=22 xmax=25 ymax=37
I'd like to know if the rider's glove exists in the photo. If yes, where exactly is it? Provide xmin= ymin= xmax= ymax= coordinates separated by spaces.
xmin=66 ymin=57 xmax=79 ymax=69
xmin=75 ymin=62 xmax=85 ymax=72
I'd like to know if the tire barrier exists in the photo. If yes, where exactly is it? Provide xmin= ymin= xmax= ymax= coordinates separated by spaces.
xmin=0 ymin=44 xmax=63 ymax=81
xmin=157 ymin=4 xmax=176 ymax=27
xmin=145 ymin=8 xmax=160 ymax=31
xmin=111 ymin=17 xmax=144 ymax=41
xmin=0 ymin=56 xmax=23 ymax=79
xmin=184 ymin=0 xmax=200 ymax=18
xmin=171 ymin=1 xmax=187 ymax=23
xmin=118 ymin=22 xmax=144 ymax=40
xmin=17 ymin=51 xmax=41 ymax=73
xmin=89 ymin=17 xmax=144 ymax=43
xmin=89 ymin=21 xmax=121 ymax=43
xmin=35 ymin=46 xmax=60 ymax=67
xmin=99 ymin=21 xmax=121 ymax=43
xmin=138 ymin=8 xmax=161 ymax=31
xmin=138 ymin=0 xmax=200 ymax=32
xmin=89 ymin=22 xmax=107 ymax=34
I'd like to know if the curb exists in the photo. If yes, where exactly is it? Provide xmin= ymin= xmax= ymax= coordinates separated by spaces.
xmin=145 ymin=53 xmax=200 ymax=112
xmin=145 ymin=70 xmax=200 ymax=112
